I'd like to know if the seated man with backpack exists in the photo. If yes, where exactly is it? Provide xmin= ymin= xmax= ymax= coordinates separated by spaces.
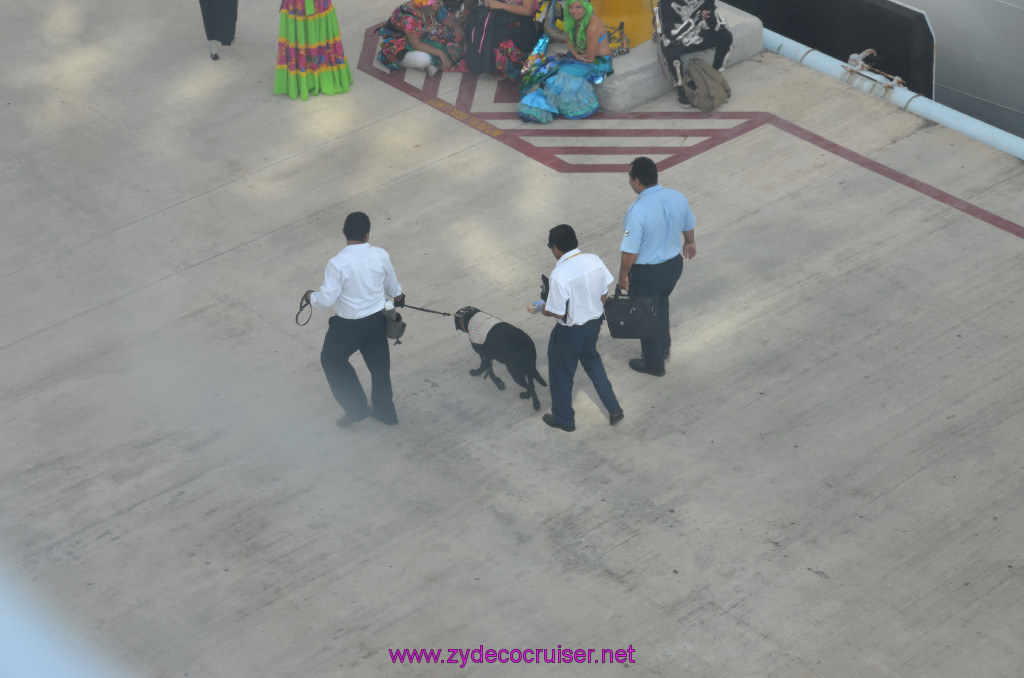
xmin=656 ymin=0 xmax=732 ymax=107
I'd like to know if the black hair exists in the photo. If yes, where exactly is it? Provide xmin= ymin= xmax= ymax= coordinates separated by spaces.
xmin=343 ymin=212 xmax=371 ymax=241
xmin=548 ymin=224 xmax=578 ymax=253
xmin=629 ymin=156 xmax=658 ymax=187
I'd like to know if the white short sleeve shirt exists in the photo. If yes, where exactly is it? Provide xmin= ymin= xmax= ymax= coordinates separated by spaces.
xmin=545 ymin=249 xmax=614 ymax=326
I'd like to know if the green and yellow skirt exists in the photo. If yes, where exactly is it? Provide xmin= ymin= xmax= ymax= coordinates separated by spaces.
xmin=274 ymin=0 xmax=353 ymax=100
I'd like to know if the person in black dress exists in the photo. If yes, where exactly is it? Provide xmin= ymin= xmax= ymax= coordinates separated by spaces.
xmin=199 ymin=0 xmax=239 ymax=60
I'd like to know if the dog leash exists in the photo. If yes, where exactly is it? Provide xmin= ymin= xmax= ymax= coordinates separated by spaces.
xmin=403 ymin=303 xmax=451 ymax=317
xmin=295 ymin=290 xmax=313 ymax=326
xmin=297 ymin=293 xmax=450 ymax=325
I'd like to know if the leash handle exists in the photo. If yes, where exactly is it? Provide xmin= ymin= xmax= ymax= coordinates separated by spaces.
xmin=296 ymin=290 xmax=314 ymax=326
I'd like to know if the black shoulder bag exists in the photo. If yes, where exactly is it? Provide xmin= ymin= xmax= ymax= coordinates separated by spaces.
xmin=603 ymin=285 xmax=657 ymax=339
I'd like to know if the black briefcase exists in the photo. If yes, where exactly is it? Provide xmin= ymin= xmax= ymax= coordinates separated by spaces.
xmin=604 ymin=286 xmax=657 ymax=339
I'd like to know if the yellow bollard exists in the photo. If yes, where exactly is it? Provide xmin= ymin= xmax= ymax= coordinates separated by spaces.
xmin=590 ymin=0 xmax=655 ymax=47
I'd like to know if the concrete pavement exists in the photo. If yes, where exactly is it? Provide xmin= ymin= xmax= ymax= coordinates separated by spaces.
xmin=2 ymin=1 xmax=1024 ymax=676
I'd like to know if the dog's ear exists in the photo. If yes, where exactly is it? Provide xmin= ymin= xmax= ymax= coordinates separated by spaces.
xmin=540 ymin=275 xmax=550 ymax=302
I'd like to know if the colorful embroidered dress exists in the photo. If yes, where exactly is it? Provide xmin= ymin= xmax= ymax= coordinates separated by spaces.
xmin=377 ymin=3 xmax=467 ymax=72
xmin=517 ymin=3 xmax=612 ymax=123
xmin=465 ymin=0 xmax=540 ymax=80
xmin=275 ymin=0 xmax=353 ymax=100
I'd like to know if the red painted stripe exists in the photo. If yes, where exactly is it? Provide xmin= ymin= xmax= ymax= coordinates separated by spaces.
xmin=358 ymin=25 xmax=383 ymax=76
xmin=591 ymin=111 xmax=765 ymax=121
xmin=456 ymin=72 xmax=478 ymax=112
xmin=470 ymin=111 xmax=747 ymax=123
xmin=770 ymin=116 xmax=1024 ymax=240
xmin=413 ymin=73 xmax=436 ymax=100
xmin=550 ymin=162 xmax=636 ymax=173
xmin=542 ymin=146 xmax=698 ymax=155
xmin=421 ymin=69 xmax=442 ymax=99
xmin=493 ymin=79 xmax=520 ymax=103
xmin=506 ymin=128 xmax=734 ymax=137
xmin=355 ymin=30 xmax=1024 ymax=238
xmin=473 ymin=112 xmax=526 ymax=119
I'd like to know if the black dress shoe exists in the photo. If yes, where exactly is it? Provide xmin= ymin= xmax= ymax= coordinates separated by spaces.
xmin=370 ymin=411 xmax=399 ymax=426
xmin=609 ymin=409 xmax=624 ymax=426
xmin=336 ymin=412 xmax=368 ymax=428
xmin=629 ymin=359 xmax=665 ymax=377
xmin=542 ymin=413 xmax=575 ymax=432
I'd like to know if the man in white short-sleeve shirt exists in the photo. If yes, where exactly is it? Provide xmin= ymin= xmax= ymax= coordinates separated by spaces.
xmin=531 ymin=224 xmax=623 ymax=432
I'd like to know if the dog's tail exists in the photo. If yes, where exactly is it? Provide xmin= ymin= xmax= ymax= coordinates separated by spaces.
xmin=532 ymin=366 xmax=547 ymax=387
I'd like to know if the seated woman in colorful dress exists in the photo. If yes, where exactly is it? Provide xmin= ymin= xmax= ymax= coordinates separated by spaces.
xmin=517 ymin=0 xmax=613 ymax=122
xmin=464 ymin=0 xmax=541 ymax=80
xmin=377 ymin=0 xmax=467 ymax=76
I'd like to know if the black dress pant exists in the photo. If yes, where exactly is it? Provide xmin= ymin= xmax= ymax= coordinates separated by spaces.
xmin=547 ymin=318 xmax=620 ymax=428
xmin=628 ymin=254 xmax=684 ymax=373
xmin=663 ymin=29 xmax=733 ymax=70
xmin=320 ymin=313 xmax=395 ymax=420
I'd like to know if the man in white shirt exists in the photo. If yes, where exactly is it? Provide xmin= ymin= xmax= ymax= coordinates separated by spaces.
xmin=533 ymin=224 xmax=623 ymax=432
xmin=303 ymin=212 xmax=406 ymax=427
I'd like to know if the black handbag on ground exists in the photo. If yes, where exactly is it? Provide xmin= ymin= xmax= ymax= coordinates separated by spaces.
xmin=604 ymin=285 xmax=657 ymax=339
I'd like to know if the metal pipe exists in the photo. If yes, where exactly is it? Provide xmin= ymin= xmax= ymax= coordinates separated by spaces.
xmin=763 ymin=29 xmax=1024 ymax=161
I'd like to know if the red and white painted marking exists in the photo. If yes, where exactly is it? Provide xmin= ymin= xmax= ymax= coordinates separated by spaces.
xmin=356 ymin=25 xmax=1023 ymax=240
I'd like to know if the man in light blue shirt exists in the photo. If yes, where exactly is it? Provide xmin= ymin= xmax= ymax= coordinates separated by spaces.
xmin=618 ymin=156 xmax=697 ymax=376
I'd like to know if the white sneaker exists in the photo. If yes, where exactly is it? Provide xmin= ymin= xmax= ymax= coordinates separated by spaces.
xmin=425 ymin=63 xmax=439 ymax=77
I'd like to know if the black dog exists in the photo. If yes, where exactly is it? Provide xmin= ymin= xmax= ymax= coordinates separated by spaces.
xmin=454 ymin=306 xmax=547 ymax=410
